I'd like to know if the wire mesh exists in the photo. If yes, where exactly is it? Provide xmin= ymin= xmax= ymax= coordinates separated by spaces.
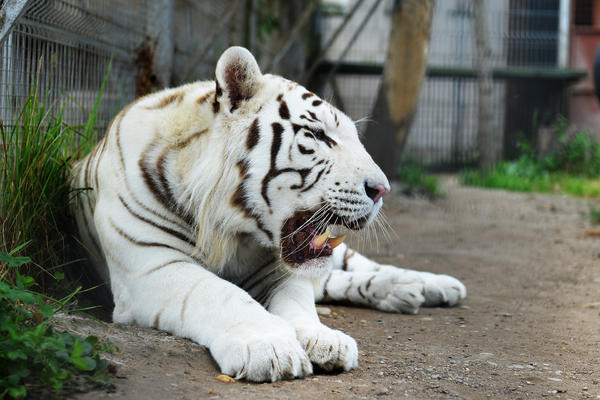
xmin=0 ymin=0 xmax=148 ymax=135
xmin=316 ymin=0 xmax=562 ymax=167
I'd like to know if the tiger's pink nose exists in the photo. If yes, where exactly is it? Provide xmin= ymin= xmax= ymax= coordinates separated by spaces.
xmin=364 ymin=183 xmax=390 ymax=203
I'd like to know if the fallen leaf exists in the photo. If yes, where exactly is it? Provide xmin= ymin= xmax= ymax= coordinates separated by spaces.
xmin=583 ymin=230 xmax=600 ymax=238
xmin=216 ymin=374 xmax=236 ymax=383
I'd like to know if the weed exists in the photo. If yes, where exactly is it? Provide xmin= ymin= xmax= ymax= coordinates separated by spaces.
xmin=0 ymin=250 xmax=113 ymax=399
xmin=461 ymin=122 xmax=600 ymax=198
xmin=0 ymin=60 xmax=110 ymax=291
xmin=397 ymin=161 xmax=443 ymax=198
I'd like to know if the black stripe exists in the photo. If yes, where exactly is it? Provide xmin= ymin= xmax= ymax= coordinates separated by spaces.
xmin=298 ymin=144 xmax=314 ymax=155
xmin=143 ymin=259 xmax=189 ymax=276
xmin=246 ymin=118 xmax=260 ymax=150
xmin=260 ymin=123 xmax=312 ymax=207
xmin=118 ymin=194 xmax=195 ymax=246
xmin=110 ymin=219 xmax=182 ymax=252
xmin=279 ymin=101 xmax=290 ymax=119
xmin=300 ymin=165 xmax=327 ymax=193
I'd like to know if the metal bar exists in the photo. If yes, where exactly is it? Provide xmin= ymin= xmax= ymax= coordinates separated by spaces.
xmin=558 ymin=0 xmax=570 ymax=68
xmin=316 ymin=61 xmax=587 ymax=82
xmin=322 ymin=0 xmax=383 ymax=84
xmin=264 ymin=0 xmax=319 ymax=72
xmin=178 ymin=0 xmax=241 ymax=84
xmin=0 ymin=0 xmax=31 ymax=46
xmin=301 ymin=0 xmax=364 ymax=83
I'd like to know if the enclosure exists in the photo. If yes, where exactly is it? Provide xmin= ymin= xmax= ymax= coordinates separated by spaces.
xmin=1 ymin=0 xmax=599 ymax=398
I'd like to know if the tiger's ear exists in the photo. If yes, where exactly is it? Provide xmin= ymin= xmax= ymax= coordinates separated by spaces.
xmin=215 ymin=46 xmax=262 ymax=112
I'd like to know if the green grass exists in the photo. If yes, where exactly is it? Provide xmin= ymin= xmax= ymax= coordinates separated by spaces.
xmin=461 ymin=128 xmax=600 ymax=199
xmin=0 ymin=249 xmax=113 ymax=399
xmin=0 ymin=63 xmax=109 ymax=290
xmin=397 ymin=161 xmax=443 ymax=198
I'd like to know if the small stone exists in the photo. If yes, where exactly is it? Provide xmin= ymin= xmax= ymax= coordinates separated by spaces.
xmin=583 ymin=386 xmax=588 ymax=391
xmin=316 ymin=306 xmax=331 ymax=316
xmin=508 ymin=364 xmax=524 ymax=370
xmin=387 ymin=336 xmax=393 ymax=340
xmin=548 ymin=377 xmax=562 ymax=382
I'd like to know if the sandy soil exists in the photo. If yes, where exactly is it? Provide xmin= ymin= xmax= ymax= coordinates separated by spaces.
xmin=60 ymin=176 xmax=600 ymax=399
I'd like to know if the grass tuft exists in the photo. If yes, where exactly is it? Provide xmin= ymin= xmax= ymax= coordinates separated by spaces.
xmin=397 ymin=161 xmax=443 ymax=199
xmin=0 ymin=61 xmax=110 ymax=291
xmin=461 ymin=126 xmax=600 ymax=199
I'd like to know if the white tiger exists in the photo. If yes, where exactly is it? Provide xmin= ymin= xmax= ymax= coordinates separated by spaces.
xmin=71 ymin=47 xmax=466 ymax=382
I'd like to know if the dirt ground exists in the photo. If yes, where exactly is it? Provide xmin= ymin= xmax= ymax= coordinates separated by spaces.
xmin=59 ymin=176 xmax=600 ymax=399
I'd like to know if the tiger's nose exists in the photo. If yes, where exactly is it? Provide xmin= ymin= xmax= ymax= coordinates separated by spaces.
xmin=364 ymin=182 xmax=390 ymax=203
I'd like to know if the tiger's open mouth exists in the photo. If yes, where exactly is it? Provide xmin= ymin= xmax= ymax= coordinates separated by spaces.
xmin=280 ymin=210 xmax=368 ymax=267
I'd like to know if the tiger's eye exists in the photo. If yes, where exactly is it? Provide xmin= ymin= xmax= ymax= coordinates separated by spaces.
xmin=313 ymin=129 xmax=326 ymax=140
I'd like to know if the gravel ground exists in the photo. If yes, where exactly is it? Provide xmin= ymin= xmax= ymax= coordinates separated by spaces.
xmin=60 ymin=176 xmax=600 ymax=399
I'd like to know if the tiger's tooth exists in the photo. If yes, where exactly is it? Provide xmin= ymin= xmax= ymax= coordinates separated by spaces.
xmin=313 ymin=229 xmax=330 ymax=248
xmin=328 ymin=234 xmax=346 ymax=249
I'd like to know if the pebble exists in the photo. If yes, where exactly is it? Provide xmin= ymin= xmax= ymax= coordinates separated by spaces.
xmin=508 ymin=364 xmax=525 ymax=370
xmin=316 ymin=306 xmax=331 ymax=316
xmin=548 ymin=377 xmax=562 ymax=382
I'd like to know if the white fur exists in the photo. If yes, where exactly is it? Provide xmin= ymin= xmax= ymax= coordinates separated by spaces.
xmin=71 ymin=46 xmax=466 ymax=382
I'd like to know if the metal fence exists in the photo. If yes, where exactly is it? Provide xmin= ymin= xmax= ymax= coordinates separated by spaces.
xmin=1 ymin=0 xmax=566 ymax=167
xmin=0 ymin=0 xmax=313 ymax=137
xmin=0 ymin=0 xmax=148 ymax=134
xmin=315 ymin=0 xmax=563 ymax=167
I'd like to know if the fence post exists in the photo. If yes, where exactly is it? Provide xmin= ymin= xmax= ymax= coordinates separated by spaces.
xmin=147 ymin=0 xmax=175 ymax=89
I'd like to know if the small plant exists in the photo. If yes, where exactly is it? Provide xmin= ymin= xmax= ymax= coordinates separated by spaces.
xmin=397 ymin=161 xmax=443 ymax=198
xmin=589 ymin=203 xmax=600 ymax=225
xmin=461 ymin=120 xmax=600 ymax=198
xmin=543 ymin=128 xmax=600 ymax=178
xmin=0 ymin=249 xmax=113 ymax=399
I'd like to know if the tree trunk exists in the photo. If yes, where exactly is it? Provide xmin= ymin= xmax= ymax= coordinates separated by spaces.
xmin=364 ymin=0 xmax=434 ymax=179
xmin=473 ymin=0 xmax=497 ymax=168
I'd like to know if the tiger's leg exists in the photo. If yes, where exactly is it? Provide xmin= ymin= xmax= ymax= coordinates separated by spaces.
xmin=267 ymin=277 xmax=358 ymax=372
xmin=314 ymin=243 xmax=466 ymax=314
xmin=94 ymin=208 xmax=311 ymax=382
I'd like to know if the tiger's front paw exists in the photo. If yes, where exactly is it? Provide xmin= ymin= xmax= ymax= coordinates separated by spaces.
xmin=422 ymin=273 xmax=467 ymax=307
xmin=295 ymin=322 xmax=358 ymax=371
xmin=366 ymin=269 xmax=426 ymax=314
xmin=210 ymin=323 xmax=312 ymax=382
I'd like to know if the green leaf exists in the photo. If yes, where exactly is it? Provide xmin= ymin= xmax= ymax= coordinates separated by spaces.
xmin=83 ymin=356 xmax=97 ymax=371
xmin=0 ymin=252 xmax=31 ymax=267
xmin=71 ymin=356 xmax=88 ymax=370
xmin=84 ymin=336 xmax=99 ymax=346
xmin=39 ymin=303 xmax=54 ymax=318
xmin=54 ymin=271 xmax=65 ymax=280
xmin=81 ymin=340 xmax=93 ymax=356
xmin=71 ymin=338 xmax=83 ymax=358
xmin=6 ymin=349 xmax=27 ymax=360
xmin=5 ymin=289 xmax=36 ymax=304
xmin=18 ymin=275 xmax=35 ymax=287
xmin=7 ymin=385 xmax=27 ymax=398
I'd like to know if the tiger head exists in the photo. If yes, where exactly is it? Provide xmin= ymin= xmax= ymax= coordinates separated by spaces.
xmin=212 ymin=47 xmax=390 ymax=272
